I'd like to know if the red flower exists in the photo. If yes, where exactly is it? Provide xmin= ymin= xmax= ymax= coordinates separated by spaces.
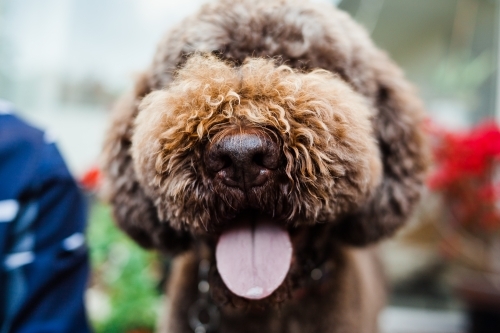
xmin=427 ymin=120 xmax=500 ymax=232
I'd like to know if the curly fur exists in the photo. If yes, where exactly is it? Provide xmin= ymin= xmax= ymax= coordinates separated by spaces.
xmin=132 ymin=55 xmax=381 ymax=234
xmin=101 ymin=0 xmax=428 ymax=332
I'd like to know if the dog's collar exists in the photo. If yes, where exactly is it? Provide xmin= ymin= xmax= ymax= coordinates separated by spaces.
xmin=188 ymin=245 xmax=220 ymax=333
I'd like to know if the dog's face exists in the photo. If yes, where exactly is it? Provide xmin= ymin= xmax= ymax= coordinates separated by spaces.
xmin=131 ymin=54 xmax=382 ymax=301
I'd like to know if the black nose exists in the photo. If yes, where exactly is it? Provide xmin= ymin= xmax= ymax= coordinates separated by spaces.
xmin=204 ymin=129 xmax=280 ymax=190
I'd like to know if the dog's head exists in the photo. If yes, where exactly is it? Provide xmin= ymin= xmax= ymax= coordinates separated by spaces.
xmin=103 ymin=0 xmax=428 ymax=307
xmin=130 ymin=54 xmax=382 ymax=301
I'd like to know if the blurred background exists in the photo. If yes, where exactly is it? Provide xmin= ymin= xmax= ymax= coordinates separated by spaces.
xmin=1 ymin=0 xmax=499 ymax=332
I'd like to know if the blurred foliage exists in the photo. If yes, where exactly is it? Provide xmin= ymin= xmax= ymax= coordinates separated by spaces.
xmin=87 ymin=201 xmax=162 ymax=333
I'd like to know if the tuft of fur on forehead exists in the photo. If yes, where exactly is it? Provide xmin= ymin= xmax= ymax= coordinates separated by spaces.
xmin=132 ymin=54 xmax=381 ymax=233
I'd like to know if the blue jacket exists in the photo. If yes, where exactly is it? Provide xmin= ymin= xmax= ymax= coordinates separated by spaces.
xmin=0 ymin=101 xmax=91 ymax=332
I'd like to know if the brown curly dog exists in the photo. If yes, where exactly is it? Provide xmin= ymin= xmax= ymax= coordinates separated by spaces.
xmin=101 ymin=0 xmax=428 ymax=332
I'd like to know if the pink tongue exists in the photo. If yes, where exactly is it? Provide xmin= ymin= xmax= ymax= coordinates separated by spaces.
xmin=216 ymin=217 xmax=292 ymax=300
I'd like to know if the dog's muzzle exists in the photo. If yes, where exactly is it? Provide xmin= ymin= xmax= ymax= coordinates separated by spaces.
xmin=203 ymin=128 xmax=292 ymax=300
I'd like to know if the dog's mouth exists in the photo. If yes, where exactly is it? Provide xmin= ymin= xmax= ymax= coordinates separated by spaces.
xmin=215 ymin=213 xmax=292 ymax=300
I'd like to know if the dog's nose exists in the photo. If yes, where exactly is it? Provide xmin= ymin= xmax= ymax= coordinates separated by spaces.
xmin=204 ymin=129 xmax=280 ymax=190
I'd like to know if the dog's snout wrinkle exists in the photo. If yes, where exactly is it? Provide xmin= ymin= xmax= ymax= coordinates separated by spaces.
xmin=205 ymin=129 xmax=280 ymax=191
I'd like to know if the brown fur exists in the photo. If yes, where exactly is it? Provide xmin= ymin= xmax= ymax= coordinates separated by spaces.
xmin=101 ymin=0 xmax=428 ymax=332
xmin=132 ymin=55 xmax=381 ymax=233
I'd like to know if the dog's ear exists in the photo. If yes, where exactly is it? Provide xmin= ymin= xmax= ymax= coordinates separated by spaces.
xmin=334 ymin=56 xmax=429 ymax=246
xmin=101 ymin=74 xmax=192 ymax=254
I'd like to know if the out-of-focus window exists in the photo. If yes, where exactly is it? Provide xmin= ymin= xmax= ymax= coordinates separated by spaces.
xmin=340 ymin=0 xmax=499 ymax=128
